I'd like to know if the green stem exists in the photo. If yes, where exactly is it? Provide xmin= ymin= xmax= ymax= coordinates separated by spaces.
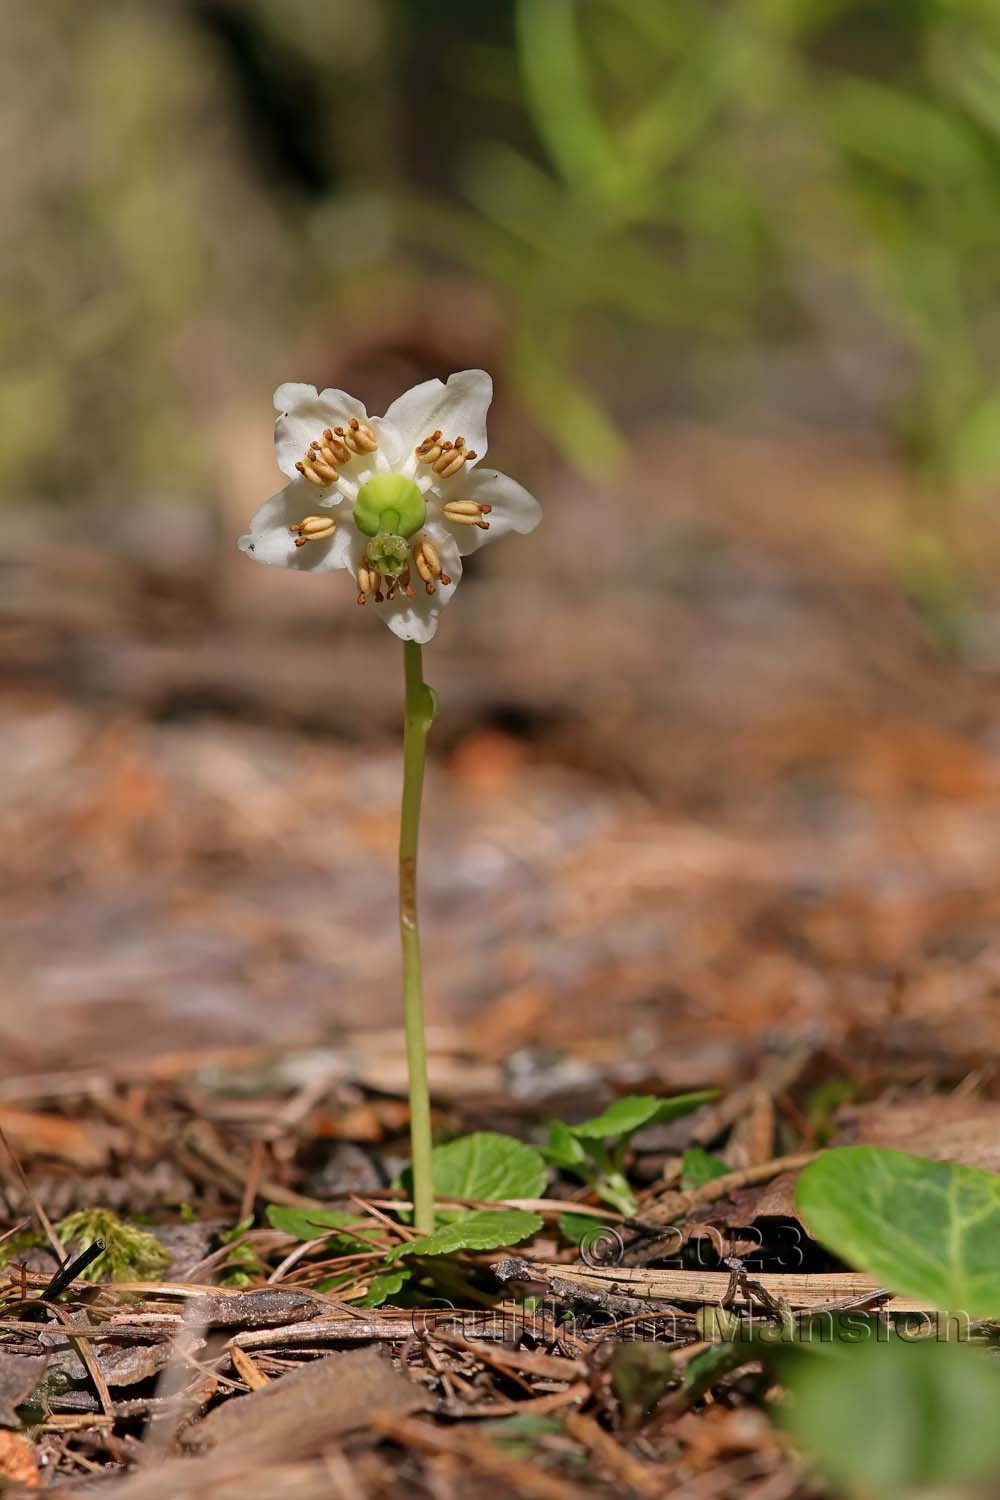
xmin=399 ymin=640 xmax=437 ymax=1234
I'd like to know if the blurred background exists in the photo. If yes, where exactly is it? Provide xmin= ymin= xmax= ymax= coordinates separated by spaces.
xmin=4 ymin=0 xmax=1000 ymax=1087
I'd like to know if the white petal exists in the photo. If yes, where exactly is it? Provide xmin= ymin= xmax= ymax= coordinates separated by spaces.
xmin=432 ymin=467 xmax=542 ymax=556
xmin=376 ymin=370 xmax=493 ymax=470
xmin=272 ymin=383 xmax=369 ymax=482
xmin=238 ymin=486 xmax=352 ymax=574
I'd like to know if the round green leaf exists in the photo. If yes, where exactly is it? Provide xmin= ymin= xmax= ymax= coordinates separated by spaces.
xmin=780 ymin=1340 xmax=1000 ymax=1496
xmin=797 ymin=1146 xmax=1000 ymax=1318
xmin=430 ymin=1133 xmax=548 ymax=1206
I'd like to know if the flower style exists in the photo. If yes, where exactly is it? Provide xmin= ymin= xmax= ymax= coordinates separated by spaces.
xmin=238 ymin=370 xmax=542 ymax=642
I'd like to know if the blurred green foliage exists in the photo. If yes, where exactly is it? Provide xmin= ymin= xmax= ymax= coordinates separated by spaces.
xmin=5 ymin=0 xmax=1000 ymax=527
xmin=443 ymin=0 xmax=1000 ymax=488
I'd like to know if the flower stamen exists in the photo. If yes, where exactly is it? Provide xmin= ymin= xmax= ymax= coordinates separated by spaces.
xmin=357 ymin=563 xmax=383 ymax=604
xmin=415 ymin=430 xmax=442 ymax=462
xmin=357 ymin=563 xmax=414 ymax=605
xmin=416 ymin=431 xmax=477 ymax=478
xmin=297 ymin=419 xmax=377 ymax=484
xmin=295 ymin=457 xmax=332 ymax=487
xmin=442 ymin=500 xmax=492 ymax=530
xmin=289 ymin=515 xmax=337 ymax=547
xmin=336 ymin=417 xmax=378 ymax=455
xmin=412 ymin=537 xmax=451 ymax=594
xmin=320 ymin=428 xmax=351 ymax=465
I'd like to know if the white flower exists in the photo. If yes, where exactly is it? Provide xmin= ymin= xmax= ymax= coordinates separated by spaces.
xmin=238 ymin=370 xmax=542 ymax=643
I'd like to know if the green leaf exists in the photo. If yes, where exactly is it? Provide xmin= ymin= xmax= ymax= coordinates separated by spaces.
xmin=487 ymin=1413 xmax=572 ymax=1461
xmin=803 ymin=1077 xmax=857 ymax=1146
xmin=571 ymin=1092 xmax=716 ymax=1142
xmin=515 ymin=0 xmax=620 ymax=192
xmin=543 ymin=1121 xmax=587 ymax=1168
xmin=558 ymin=1211 xmax=604 ymax=1245
xmin=681 ymin=1339 xmax=749 ymax=1401
xmin=780 ymin=1340 xmax=1000 ymax=1497
xmin=355 ymin=1268 xmax=412 ymax=1307
xmin=385 ymin=1209 xmax=542 ymax=1262
xmin=592 ymin=1170 xmax=638 ymax=1218
xmin=681 ymin=1147 xmax=729 ymax=1191
xmin=429 ymin=1133 xmax=548 ymax=1211
xmin=796 ymin=1146 xmax=1000 ymax=1318
xmin=265 ymin=1200 xmax=374 ymax=1248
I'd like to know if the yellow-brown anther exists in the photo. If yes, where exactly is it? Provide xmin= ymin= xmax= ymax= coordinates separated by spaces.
xmin=306 ymin=449 xmax=339 ymax=483
xmin=289 ymin=515 xmax=337 ymax=548
xmin=436 ymin=438 xmax=478 ymax=477
xmin=412 ymin=537 xmax=451 ymax=594
xmin=295 ymin=458 xmax=329 ymax=487
xmin=298 ymin=424 xmax=358 ymax=485
xmin=416 ymin=430 xmax=444 ymax=463
xmin=321 ymin=428 xmax=351 ymax=464
xmin=357 ymin=563 xmax=377 ymax=603
xmin=335 ymin=417 xmax=378 ymax=455
xmin=442 ymin=499 xmax=492 ymax=529
xmin=416 ymin=431 xmax=478 ymax=477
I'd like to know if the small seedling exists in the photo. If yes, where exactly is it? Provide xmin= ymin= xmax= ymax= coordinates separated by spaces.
xmin=544 ymin=1092 xmax=716 ymax=1216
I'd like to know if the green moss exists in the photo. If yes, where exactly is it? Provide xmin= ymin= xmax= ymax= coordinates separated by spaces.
xmin=0 ymin=1227 xmax=43 ymax=1268
xmin=56 ymin=1208 xmax=170 ymax=1284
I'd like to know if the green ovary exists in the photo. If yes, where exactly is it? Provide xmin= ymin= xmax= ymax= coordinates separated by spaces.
xmin=354 ymin=474 xmax=425 ymax=539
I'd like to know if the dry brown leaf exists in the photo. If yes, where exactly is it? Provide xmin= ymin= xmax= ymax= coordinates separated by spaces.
xmin=833 ymin=1095 xmax=1000 ymax=1172
xmin=0 ymin=1353 xmax=47 ymax=1427
xmin=0 ymin=1430 xmax=40 ymax=1488
xmin=0 ymin=1107 xmax=112 ymax=1169
xmin=183 ymin=1345 xmax=425 ymax=1456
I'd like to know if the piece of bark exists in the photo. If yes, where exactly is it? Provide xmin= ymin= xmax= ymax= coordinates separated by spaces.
xmin=44 ymin=1335 xmax=184 ymax=1389
xmin=189 ymin=1290 xmax=323 ymax=1330
xmin=493 ymin=1258 xmax=660 ymax=1319
xmin=0 ymin=1352 xmax=47 ymax=1426
xmin=181 ymin=1345 xmax=424 ymax=1456
xmin=232 ymin=1310 xmax=522 ymax=1350
xmin=532 ymin=1262 xmax=935 ymax=1314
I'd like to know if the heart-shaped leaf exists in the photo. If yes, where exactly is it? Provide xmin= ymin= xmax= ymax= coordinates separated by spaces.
xmin=386 ymin=1208 xmax=542 ymax=1262
xmin=429 ymin=1133 xmax=548 ymax=1209
xmin=796 ymin=1146 xmax=1000 ymax=1318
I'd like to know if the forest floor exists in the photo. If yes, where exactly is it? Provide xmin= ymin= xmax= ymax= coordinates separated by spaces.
xmin=1 ymin=423 xmax=999 ymax=1495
